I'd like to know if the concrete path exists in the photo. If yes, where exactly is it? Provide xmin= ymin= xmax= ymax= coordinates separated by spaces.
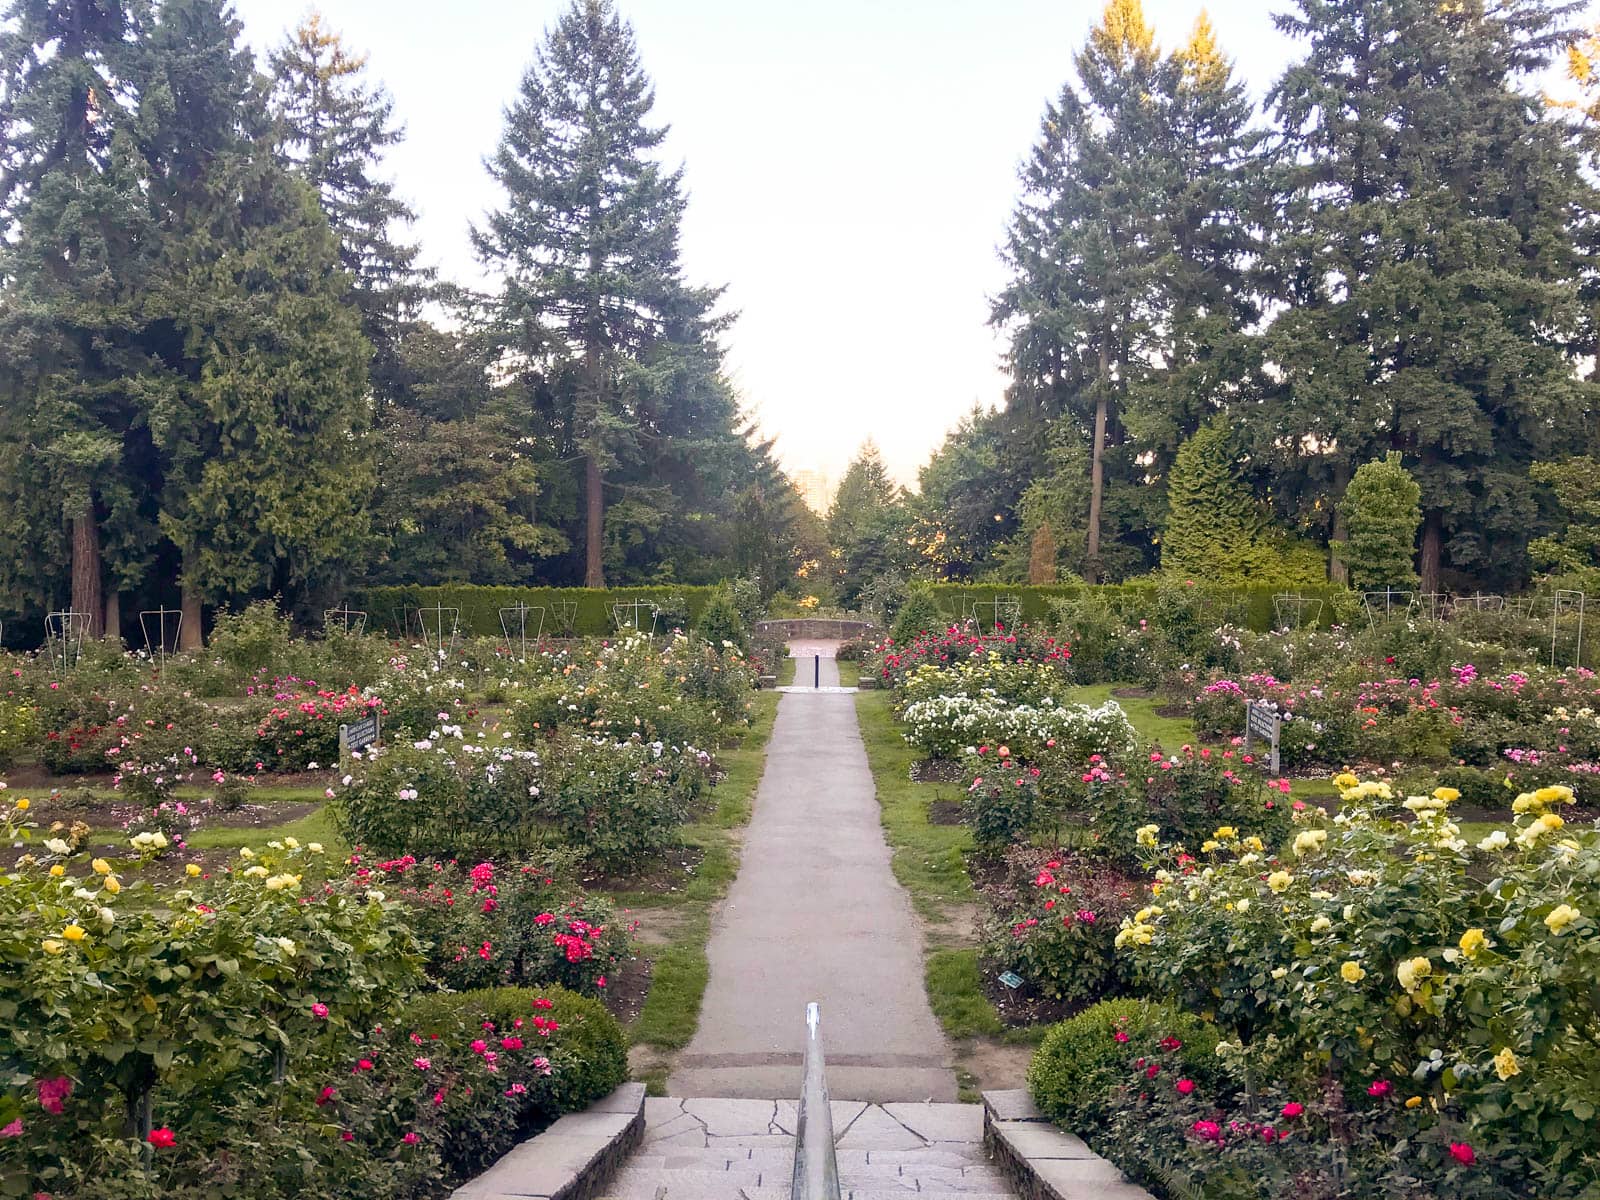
xmin=669 ymin=642 xmax=955 ymax=1102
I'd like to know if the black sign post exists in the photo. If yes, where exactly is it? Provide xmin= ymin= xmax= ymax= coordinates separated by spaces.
xmin=1244 ymin=701 xmax=1281 ymax=775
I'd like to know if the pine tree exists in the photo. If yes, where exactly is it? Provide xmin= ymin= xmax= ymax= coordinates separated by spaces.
xmin=993 ymin=0 xmax=1166 ymax=583
xmin=1339 ymin=453 xmax=1421 ymax=591
xmin=135 ymin=0 xmax=373 ymax=642
xmin=1125 ymin=13 xmax=1264 ymax=484
xmin=270 ymin=14 xmax=429 ymax=411
xmin=475 ymin=0 xmax=722 ymax=587
xmin=1260 ymin=0 xmax=1595 ymax=592
xmin=0 ymin=0 xmax=153 ymax=637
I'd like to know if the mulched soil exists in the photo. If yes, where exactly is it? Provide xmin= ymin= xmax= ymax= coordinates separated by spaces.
xmin=579 ymin=846 xmax=706 ymax=895
xmin=1110 ymin=686 xmax=1154 ymax=699
xmin=598 ymin=953 xmax=652 ymax=1026
xmin=1153 ymin=704 xmax=1190 ymax=719
xmin=911 ymin=757 xmax=964 ymax=784
xmin=981 ymin=968 xmax=1072 ymax=1028
xmin=926 ymin=799 xmax=965 ymax=826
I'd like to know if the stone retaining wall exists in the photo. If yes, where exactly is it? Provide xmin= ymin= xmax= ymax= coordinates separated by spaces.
xmin=754 ymin=618 xmax=877 ymax=640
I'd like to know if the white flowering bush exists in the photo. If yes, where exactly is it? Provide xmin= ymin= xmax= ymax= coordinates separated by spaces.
xmin=901 ymin=692 xmax=1136 ymax=761
xmin=896 ymin=658 xmax=1073 ymax=710
xmin=1114 ymin=776 xmax=1600 ymax=1190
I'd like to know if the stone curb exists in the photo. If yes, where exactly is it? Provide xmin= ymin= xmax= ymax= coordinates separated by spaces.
xmin=980 ymin=1090 xmax=1155 ymax=1200
xmin=450 ymin=1082 xmax=646 ymax=1200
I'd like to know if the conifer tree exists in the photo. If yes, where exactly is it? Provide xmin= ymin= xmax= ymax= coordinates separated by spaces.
xmin=1260 ymin=0 xmax=1594 ymax=592
xmin=475 ymin=0 xmax=721 ymax=587
xmin=0 ymin=0 xmax=153 ymax=636
xmin=270 ymin=14 xmax=428 ymax=410
xmin=135 ymin=0 xmax=372 ymax=642
xmin=1339 ymin=453 xmax=1421 ymax=591
xmin=993 ymin=0 xmax=1166 ymax=582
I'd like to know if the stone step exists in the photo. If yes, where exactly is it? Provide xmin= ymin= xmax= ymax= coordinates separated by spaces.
xmin=600 ymin=1185 xmax=1016 ymax=1200
xmin=618 ymin=1150 xmax=1012 ymax=1187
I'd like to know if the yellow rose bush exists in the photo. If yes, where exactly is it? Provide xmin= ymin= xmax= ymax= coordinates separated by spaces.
xmin=1108 ymin=778 xmax=1600 ymax=1195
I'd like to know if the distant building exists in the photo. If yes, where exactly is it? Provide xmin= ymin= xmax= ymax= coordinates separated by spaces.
xmin=790 ymin=468 xmax=833 ymax=515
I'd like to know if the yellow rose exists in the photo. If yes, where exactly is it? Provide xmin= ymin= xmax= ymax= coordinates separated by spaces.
xmin=1267 ymin=870 xmax=1292 ymax=893
xmin=186 ymin=863 xmax=201 ymax=877
xmin=1396 ymin=956 xmax=1432 ymax=992
xmin=1333 ymin=772 xmax=1360 ymax=790
xmin=48 ymin=864 xmax=64 ymax=877
xmin=14 ymin=798 xmax=28 ymax=811
xmin=102 ymin=875 xmax=120 ymax=894
xmin=1293 ymin=830 xmax=1327 ymax=856
xmin=1492 ymin=1047 xmax=1520 ymax=1081
xmin=91 ymin=858 xmax=110 ymax=875
xmin=1310 ymin=916 xmax=1332 ymax=934
xmin=1405 ymin=1095 xmax=1423 ymax=1109
xmin=62 ymin=924 xmax=85 ymax=942
xmin=1244 ymin=836 xmax=1264 ymax=853
xmin=1201 ymin=839 xmax=1220 ymax=853
xmin=1546 ymin=904 xmax=1581 ymax=934
xmin=1213 ymin=826 xmax=1237 ymax=840
xmin=42 ymin=939 xmax=63 ymax=955
xmin=1340 ymin=960 xmax=1366 ymax=983
xmin=1135 ymin=824 xmax=1159 ymax=847
xmin=1432 ymin=787 xmax=1460 ymax=803
xmin=1458 ymin=928 xmax=1487 ymax=959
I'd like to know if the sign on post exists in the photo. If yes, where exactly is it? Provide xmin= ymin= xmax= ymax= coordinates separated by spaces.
xmin=339 ymin=712 xmax=380 ymax=764
xmin=1244 ymin=701 xmax=1281 ymax=775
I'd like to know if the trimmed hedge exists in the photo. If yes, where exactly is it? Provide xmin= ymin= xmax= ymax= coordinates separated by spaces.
xmin=923 ymin=583 xmax=1351 ymax=633
xmin=352 ymin=585 xmax=723 ymax=638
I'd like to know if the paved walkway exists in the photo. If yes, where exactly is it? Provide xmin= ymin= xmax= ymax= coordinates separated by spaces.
xmin=668 ymin=643 xmax=955 ymax=1101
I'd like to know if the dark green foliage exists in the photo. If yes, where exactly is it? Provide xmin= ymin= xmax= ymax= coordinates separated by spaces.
xmin=1162 ymin=421 xmax=1325 ymax=585
xmin=1029 ymin=998 xmax=1221 ymax=1129
xmin=693 ymin=587 xmax=746 ymax=651
xmin=1530 ymin=456 xmax=1600 ymax=584
xmin=1257 ymin=0 xmax=1595 ymax=593
xmin=1339 ymin=452 xmax=1422 ymax=591
xmin=891 ymin=587 xmax=946 ymax=646
xmin=353 ymin=584 xmax=723 ymax=638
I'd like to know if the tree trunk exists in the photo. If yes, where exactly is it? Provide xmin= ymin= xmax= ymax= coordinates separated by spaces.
xmin=1419 ymin=510 xmax=1442 ymax=596
xmin=70 ymin=511 xmax=104 ymax=639
xmin=584 ymin=447 xmax=605 ymax=588
xmin=104 ymin=592 xmax=121 ymax=645
xmin=1085 ymin=343 xmax=1109 ymax=585
xmin=1328 ymin=462 xmax=1350 ymax=586
xmin=179 ymin=579 xmax=203 ymax=651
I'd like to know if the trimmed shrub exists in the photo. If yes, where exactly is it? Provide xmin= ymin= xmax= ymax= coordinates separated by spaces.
xmin=352 ymin=585 xmax=722 ymax=639
xmin=891 ymin=586 xmax=946 ymax=646
xmin=1338 ymin=452 xmax=1421 ymax=591
xmin=1028 ymin=998 xmax=1221 ymax=1129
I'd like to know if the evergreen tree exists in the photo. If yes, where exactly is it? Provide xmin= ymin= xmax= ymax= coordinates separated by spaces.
xmin=0 ymin=0 xmax=153 ymax=637
xmin=912 ymin=406 xmax=1030 ymax=579
xmin=135 ymin=0 xmax=373 ymax=642
xmin=1528 ymin=456 xmax=1600 ymax=580
xmin=993 ymin=0 xmax=1166 ymax=582
xmin=1339 ymin=452 xmax=1422 ymax=591
xmin=475 ymin=0 xmax=723 ymax=588
xmin=270 ymin=14 xmax=429 ymax=411
xmin=1162 ymin=420 xmax=1325 ymax=584
xmin=1259 ymin=0 xmax=1595 ymax=592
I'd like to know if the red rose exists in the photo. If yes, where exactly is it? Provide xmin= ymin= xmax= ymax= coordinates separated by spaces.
xmin=147 ymin=1127 xmax=176 ymax=1148
xmin=1449 ymin=1143 xmax=1475 ymax=1166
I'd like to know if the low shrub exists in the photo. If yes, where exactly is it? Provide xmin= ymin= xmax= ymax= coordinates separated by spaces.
xmin=1028 ymin=998 xmax=1221 ymax=1130
xmin=900 ymin=694 xmax=1135 ymax=761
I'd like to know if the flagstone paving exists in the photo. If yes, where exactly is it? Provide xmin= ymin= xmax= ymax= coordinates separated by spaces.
xmin=667 ymin=641 xmax=956 ymax=1101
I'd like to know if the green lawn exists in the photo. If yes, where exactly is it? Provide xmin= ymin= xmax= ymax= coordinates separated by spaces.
xmin=837 ymin=660 xmax=860 ymax=687
xmin=1062 ymin=683 xmax=1197 ymax=750
xmin=184 ymin=804 xmax=346 ymax=853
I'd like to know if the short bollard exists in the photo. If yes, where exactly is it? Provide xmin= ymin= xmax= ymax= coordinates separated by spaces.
xmin=814 ymin=654 xmax=820 ymax=688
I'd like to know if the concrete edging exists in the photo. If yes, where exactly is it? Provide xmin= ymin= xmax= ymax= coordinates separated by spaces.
xmin=450 ymin=1082 xmax=646 ymax=1200
xmin=981 ymin=1089 xmax=1155 ymax=1200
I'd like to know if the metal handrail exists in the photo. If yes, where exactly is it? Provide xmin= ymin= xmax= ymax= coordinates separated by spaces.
xmin=791 ymin=1001 xmax=842 ymax=1200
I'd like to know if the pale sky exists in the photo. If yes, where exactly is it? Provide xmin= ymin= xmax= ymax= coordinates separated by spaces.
xmin=228 ymin=0 xmax=1584 ymax=490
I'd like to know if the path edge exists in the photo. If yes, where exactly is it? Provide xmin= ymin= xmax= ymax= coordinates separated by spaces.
xmin=982 ymin=1088 xmax=1155 ymax=1200
xmin=449 ymin=1082 xmax=645 ymax=1200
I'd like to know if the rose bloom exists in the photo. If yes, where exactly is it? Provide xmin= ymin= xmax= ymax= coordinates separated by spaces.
xmin=1281 ymin=1102 xmax=1304 ymax=1119
xmin=1449 ymin=1143 xmax=1475 ymax=1165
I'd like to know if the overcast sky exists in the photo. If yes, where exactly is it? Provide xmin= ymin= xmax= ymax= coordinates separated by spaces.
xmin=229 ymin=0 xmax=1583 ymax=490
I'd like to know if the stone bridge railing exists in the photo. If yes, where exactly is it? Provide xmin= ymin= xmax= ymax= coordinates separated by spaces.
xmin=754 ymin=618 xmax=878 ymax=641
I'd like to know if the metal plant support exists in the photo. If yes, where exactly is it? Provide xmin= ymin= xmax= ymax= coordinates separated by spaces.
xmin=1454 ymin=593 xmax=1505 ymax=614
xmin=45 ymin=610 xmax=90 ymax=674
xmin=139 ymin=608 xmax=184 ymax=668
xmin=412 ymin=605 xmax=461 ymax=658
xmin=970 ymin=595 xmax=1022 ymax=633
xmin=1272 ymin=594 xmax=1323 ymax=631
xmin=323 ymin=603 xmax=368 ymax=636
xmin=1552 ymin=590 xmax=1587 ymax=669
xmin=1362 ymin=589 xmax=1416 ymax=626
xmin=553 ymin=599 xmax=579 ymax=637
xmin=498 ymin=603 xmax=546 ymax=659
xmin=1416 ymin=592 xmax=1451 ymax=623
xmin=609 ymin=600 xmax=660 ymax=635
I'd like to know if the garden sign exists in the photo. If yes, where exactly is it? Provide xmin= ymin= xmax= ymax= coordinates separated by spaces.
xmin=1244 ymin=701 xmax=1280 ymax=774
xmin=339 ymin=712 xmax=380 ymax=761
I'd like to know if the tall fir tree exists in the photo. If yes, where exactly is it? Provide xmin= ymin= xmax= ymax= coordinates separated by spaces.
xmin=993 ymin=0 xmax=1166 ymax=582
xmin=269 ymin=13 xmax=429 ymax=411
xmin=135 ymin=0 xmax=373 ymax=642
xmin=0 ymin=0 xmax=154 ymax=637
xmin=1259 ymin=0 xmax=1595 ymax=592
xmin=475 ymin=0 xmax=724 ymax=587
